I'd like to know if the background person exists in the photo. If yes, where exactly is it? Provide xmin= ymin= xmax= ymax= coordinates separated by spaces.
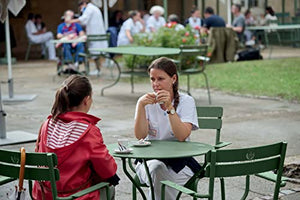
xmin=228 ymin=4 xmax=246 ymax=43
xmin=134 ymin=57 xmax=200 ymax=200
xmin=117 ymin=10 xmax=145 ymax=46
xmin=25 ymin=13 xmax=56 ymax=60
xmin=32 ymin=75 xmax=120 ymax=199
xmin=201 ymin=6 xmax=226 ymax=34
xmin=146 ymin=5 xmax=166 ymax=33
xmin=56 ymin=10 xmax=85 ymax=71
xmin=69 ymin=0 xmax=107 ymax=75
xmin=167 ymin=14 xmax=185 ymax=31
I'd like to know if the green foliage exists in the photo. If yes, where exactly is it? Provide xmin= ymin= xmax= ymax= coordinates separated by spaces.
xmin=123 ymin=24 xmax=200 ymax=69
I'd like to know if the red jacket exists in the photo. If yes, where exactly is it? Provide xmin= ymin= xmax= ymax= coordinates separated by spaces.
xmin=32 ymin=112 xmax=117 ymax=200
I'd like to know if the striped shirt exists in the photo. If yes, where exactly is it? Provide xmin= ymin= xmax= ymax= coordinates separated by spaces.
xmin=47 ymin=119 xmax=88 ymax=149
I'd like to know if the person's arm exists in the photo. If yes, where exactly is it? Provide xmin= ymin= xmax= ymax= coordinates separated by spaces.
xmin=156 ymin=90 xmax=193 ymax=141
xmin=125 ymin=29 xmax=134 ymax=43
xmin=134 ymin=93 xmax=156 ymax=139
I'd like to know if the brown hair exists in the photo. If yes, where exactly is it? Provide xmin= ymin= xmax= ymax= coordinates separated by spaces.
xmin=51 ymin=75 xmax=92 ymax=120
xmin=147 ymin=57 xmax=180 ymax=110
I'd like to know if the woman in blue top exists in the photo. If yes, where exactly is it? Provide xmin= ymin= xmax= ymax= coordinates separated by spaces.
xmin=134 ymin=57 xmax=199 ymax=200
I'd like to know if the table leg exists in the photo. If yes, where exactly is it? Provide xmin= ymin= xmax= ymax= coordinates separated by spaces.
xmin=143 ymin=159 xmax=155 ymax=200
xmin=121 ymin=158 xmax=147 ymax=200
xmin=100 ymin=55 xmax=121 ymax=96
xmin=130 ymin=55 xmax=137 ymax=93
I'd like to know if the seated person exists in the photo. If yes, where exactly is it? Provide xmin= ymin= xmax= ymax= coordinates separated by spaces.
xmin=25 ymin=13 xmax=56 ymax=60
xmin=167 ymin=14 xmax=185 ymax=31
xmin=56 ymin=10 xmax=86 ymax=70
xmin=32 ymin=75 xmax=120 ymax=199
xmin=201 ymin=6 xmax=226 ymax=34
xmin=146 ymin=5 xmax=166 ymax=33
xmin=34 ymin=14 xmax=47 ymax=58
xmin=134 ymin=57 xmax=200 ymax=200
xmin=228 ymin=4 xmax=245 ymax=44
xmin=117 ymin=10 xmax=145 ymax=46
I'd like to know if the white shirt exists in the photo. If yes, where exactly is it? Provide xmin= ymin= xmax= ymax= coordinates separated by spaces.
xmin=146 ymin=15 xmax=166 ymax=32
xmin=25 ymin=20 xmax=38 ymax=40
xmin=117 ymin=18 xmax=143 ymax=46
xmin=135 ymin=93 xmax=199 ymax=141
xmin=79 ymin=3 xmax=107 ymax=49
xmin=188 ymin=17 xmax=202 ymax=28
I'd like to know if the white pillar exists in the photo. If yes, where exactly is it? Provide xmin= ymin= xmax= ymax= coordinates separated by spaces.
xmin=5 ymin=11 xmax=14 ymax=98
xmin=103 ymin=0 xmax=108 ymax=30
xmin=227 ymin=0 xmax=232 ymax=25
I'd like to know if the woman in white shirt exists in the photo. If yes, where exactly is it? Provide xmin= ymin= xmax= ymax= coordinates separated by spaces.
xmin=134 ymin=57 xmax=199 ymax=200
xmin=117 ymin=10 xmax=145 ymax=46
xmin=146 ymin=5 xmax=166 ymax=33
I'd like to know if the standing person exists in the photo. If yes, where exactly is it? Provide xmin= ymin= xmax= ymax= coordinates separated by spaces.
xmin=32 ymin=75 xmax=120 ymax=200
xmin=117 ymin=10 xmax=145 ymax=46
xmin=146 ymin=5 xmax=166 ymax=33
xmin=69 ymin=0 xmax=107 ymax=75
xmin=56 ymin=10 xmax=85 ymax=71
xmin=229 ymin=4 xmax=246 ymax=43
xmin=134 ymin=57 xmax=200 ymax=200
xmin=201 ymin=6 xmax=226 ymax=33
xmin=25 ymin=13 xmax=56 ymax=60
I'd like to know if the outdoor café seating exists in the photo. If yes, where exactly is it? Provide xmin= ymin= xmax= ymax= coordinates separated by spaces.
xmin=161 ymin=142 xmax=287 ymax=200
xmin=130 ymin=106 xmax=230 ymax=199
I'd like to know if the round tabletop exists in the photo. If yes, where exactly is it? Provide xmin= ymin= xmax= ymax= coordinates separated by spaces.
xmin=107 ymin=140 xmax=213 ymax=159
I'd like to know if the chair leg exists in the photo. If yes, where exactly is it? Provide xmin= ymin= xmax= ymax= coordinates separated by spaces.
xmin=187 ymin=74 xmax=191 ymax=95
xmin=202 ymin=72 xmax=211 ymax=104
xmin=132 ymin=184 xmax=137 ymax=200
xmin=220 ymin=177 xmax=225 ymax=200
xmin=25 ymin=43 xmax=31 ymax=61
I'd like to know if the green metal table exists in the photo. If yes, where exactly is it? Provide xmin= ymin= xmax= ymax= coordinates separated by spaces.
xmin=90 ymin=46 xmax=180 ymax=95
xmin=107 ymin=140 xmax=213 ymax=200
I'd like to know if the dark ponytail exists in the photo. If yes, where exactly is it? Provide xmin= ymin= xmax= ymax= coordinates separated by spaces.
xmin=51 ymin=75 xmax=92 ymax=120
xmin=148 ymin=57 xmax=180 ymax=110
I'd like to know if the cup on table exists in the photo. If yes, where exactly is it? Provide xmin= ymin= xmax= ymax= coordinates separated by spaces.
xmin=117 ymin=138 xmax=129 ymax=151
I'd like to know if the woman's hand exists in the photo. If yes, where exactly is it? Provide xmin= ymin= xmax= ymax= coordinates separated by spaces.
xmin=138 ymin=93 xmax=156 ymax=107
xmin=155 ymin=90 xmax=172 ymax=110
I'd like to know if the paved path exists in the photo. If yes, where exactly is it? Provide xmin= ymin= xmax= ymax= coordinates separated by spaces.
xmin=0 ymin=60 xmax=299 ymax=199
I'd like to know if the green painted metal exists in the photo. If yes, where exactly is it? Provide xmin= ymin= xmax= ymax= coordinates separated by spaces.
xmin=161 ymin=142 xmax=287 ymax=200
xmin=197 ymin=106 xmax=231 ymax=149
xmin=176 ymin=44 xmax=211 ymax=104
xmin=0 ymin=148 xmax=110 ymax=200
xmin=163 ymin=0 xmax=168 ymax=21
xmin=282 ymin=0 xmax=285 ymax=24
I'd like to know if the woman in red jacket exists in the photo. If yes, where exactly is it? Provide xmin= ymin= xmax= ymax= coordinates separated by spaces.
xmin=33 ymin=75 xmax=119 ymax=199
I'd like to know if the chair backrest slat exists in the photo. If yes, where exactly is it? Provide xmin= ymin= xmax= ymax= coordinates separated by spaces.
xmin=206 ymin=157 xmax=280 ymax=177
xmin=196 ymin=107 xmax=223 ymax=146
xmin=206 ymin=142 xmax=283 ymax=162
xmin=179 ymin=45 xmax=208 ymax=57
xmin=87 ymin=34 xmax=110 ymax=42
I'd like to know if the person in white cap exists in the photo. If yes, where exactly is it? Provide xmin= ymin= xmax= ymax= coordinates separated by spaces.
xmin=146 ymin=5 xmax=166 ymax=33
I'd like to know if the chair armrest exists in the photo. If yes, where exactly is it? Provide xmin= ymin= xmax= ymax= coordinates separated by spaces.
xmin=255 ymin=172 xmax=287 ymax=187
xmin=170 ymin=59 xmax=180 ymax=64
xmin=214 ymin=141 xmax=232 ymax=149
xmin=196 ymin=56 xmax=210 ymax=62
xmin=161 ymin=180 xmax=195 ymax=195
xmin=70 ymin=182 xmax=110 ymax=198
xmin=78 ymin=52 xmax=88 ymax=57
xmin=0 ymin=176 xmax=15 ymax=185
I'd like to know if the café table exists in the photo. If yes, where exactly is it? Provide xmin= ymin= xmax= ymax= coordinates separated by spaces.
xmin=90 ymin=46 xmax=180 ymax=95
xmin=107 ymin=140 xmax=213 ymax=200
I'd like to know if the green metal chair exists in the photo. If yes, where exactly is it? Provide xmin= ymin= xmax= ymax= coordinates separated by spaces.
xmin=197 ymin=106 xmax=231 ymax=149
xmin=79 ymin=33 xmax=110 ymax=75
xmin=176 ymin=44 xmax=211 ymax=104
xmin=161 ymin=142 xmax=287 ymax=200
xmin=0 ymin=148 xmax=110 ymax=200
